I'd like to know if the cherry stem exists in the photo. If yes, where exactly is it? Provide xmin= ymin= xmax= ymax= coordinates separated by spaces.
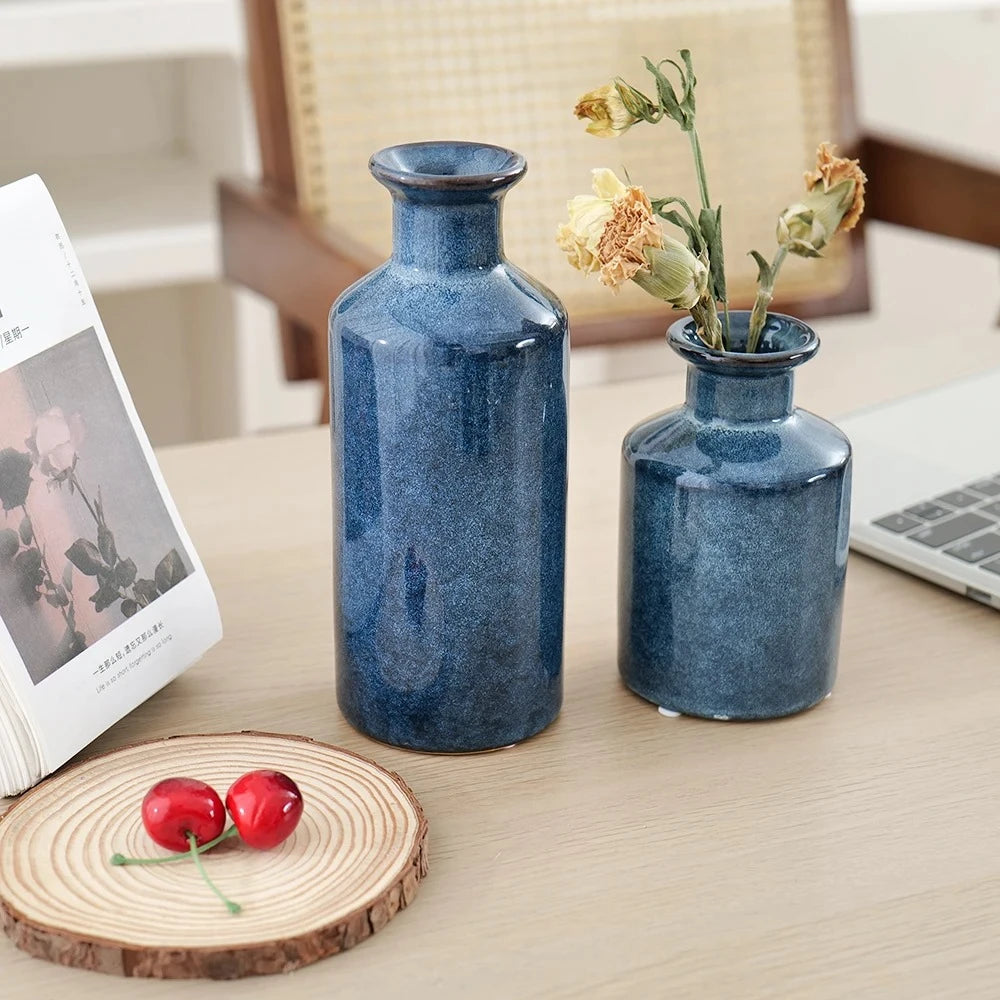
xmin=187 ymin=832 xmax=242 ymax=915
xmin=110 ymin=826 xmax=240 ymax=867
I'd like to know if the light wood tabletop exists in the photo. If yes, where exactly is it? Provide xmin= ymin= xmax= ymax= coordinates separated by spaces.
xmin=3 ymin=310 xmax=1000 ymax=998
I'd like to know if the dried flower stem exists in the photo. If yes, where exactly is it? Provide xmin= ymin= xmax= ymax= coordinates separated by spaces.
xmin=686 ymin=128 xmax=730 ymax=349
xmin=746 ymin=246 xmax=788 ymax=353
xmin=688 ymin=129 xmax=712 ymax=214
xmin=691 ymin=297 xmax=724 ymax=351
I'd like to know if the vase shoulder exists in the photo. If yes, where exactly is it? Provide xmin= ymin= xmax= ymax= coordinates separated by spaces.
xmin=332 ymin=259 xmax=565 ymax=350
xmin=624 ymin=404 xmax=850 ymax=486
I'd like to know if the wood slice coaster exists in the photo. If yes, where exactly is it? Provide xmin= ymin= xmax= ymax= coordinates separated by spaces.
xmin=0 ymin=731 xmax=428 ymax=979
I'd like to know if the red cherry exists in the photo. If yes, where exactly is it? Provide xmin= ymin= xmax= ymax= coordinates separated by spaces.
xmin=142 ymin=777 xmax=226 ymax=852
xmin=225 ymin=770 xmax=303 ymax=850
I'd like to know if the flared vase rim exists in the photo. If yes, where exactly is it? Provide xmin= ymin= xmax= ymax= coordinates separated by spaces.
xmin=369 ymin=141 xmax=527 ymax=194
xmin=668 ymin=310 xmax=819 ymax=374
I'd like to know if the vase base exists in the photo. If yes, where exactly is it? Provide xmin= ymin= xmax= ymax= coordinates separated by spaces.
xmin=625 ymin=677 xmax=833 ymax=722
xmin=362 ymin=732 xmax=520 ymax=756
xmin=339 ymin=699 xmax=561 ymax=755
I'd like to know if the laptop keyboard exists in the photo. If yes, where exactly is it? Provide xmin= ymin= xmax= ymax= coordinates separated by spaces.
xmin=873 ymin=474 xmax=1000 ymax=577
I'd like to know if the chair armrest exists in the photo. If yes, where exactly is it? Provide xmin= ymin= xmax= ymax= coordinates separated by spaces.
xmin=218 ymin=177 xmax=383 ymax=336
xmin=861 ymin=133 xmax=1000 ymax=247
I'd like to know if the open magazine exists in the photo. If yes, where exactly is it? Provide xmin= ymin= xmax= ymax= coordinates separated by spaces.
xmin=0 ymin=175 xmax=222 ymax=796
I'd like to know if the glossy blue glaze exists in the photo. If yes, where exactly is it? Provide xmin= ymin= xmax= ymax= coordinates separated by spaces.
xmin=619 ymin=312 xmax=851 ymax=720
xmin=330 ymin=142 xmax=568 ymax=752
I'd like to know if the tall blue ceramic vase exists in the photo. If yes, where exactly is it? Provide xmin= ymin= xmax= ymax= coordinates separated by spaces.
xmin=330 ymin=141 xmax=568 ymax=752
xmin=620 ymin=312 xmax=851 ymax=720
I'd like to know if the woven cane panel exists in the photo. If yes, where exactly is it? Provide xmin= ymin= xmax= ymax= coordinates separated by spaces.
xmin=276 ymin=0 xmax=851 ymax=320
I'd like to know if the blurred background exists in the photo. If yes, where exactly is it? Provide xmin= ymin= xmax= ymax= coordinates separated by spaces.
xmin=0 ymin=0 xmax=996 ymax=447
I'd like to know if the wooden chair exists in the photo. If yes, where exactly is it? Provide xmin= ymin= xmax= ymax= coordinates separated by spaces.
xmin=220 ymin=0 xmax=999 ymax=423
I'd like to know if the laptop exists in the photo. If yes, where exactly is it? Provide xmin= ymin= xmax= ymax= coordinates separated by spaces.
xmin=839 ymin=369 xmax=1000 ymax=610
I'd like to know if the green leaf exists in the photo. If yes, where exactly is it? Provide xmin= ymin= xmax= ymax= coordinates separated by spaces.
xmin=643 ymin=57 xmax=683 ymax=125
xmin=749 ymin=250 xmax=772 ymax=287
xmin=698 ymin=206 xmax=727 ymax=304
xmin=0 ymin=528 xmax=18 ymax=561
xmin=678 ymin=49 xmax=697 ymax=113
xmin=121 ymin=599 xmax=138 ymax=619
xmin=98 ymin=525 xmax=117 ymax=567
xmin=154 ymin=549 xmax=188 ymax=594
xmin=62 ymin=561 xmax=73 ymax=593
xmin=657 ymin=209 xmax=701 ymax=253
xmin=18 ymin=514 xmax=32 ymax=546
xmin=65 ymin=538 xmax=104 ymax=576
xmin=115 ymin=557 xmax=137 ymax=588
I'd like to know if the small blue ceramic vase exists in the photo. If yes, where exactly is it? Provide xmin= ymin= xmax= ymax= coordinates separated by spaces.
xmin=330 ymin=141 xmax=568 ymax=752
xmin=619 ymin=312 xmax=851 ymax=720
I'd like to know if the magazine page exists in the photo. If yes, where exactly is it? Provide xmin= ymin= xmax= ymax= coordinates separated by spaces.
xmin=0 ymin=175 xmax=222 ymax=781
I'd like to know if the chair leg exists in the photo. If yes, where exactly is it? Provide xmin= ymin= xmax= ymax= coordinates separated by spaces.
xmin=276 ymin=311 xmax=329 ymax=424
xmin=279 ymin=315 xmax=321 ymax=381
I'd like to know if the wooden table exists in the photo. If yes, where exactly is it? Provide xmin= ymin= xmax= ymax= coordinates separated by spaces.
xmin=4 ymin=315 xmax=1000 ymax=998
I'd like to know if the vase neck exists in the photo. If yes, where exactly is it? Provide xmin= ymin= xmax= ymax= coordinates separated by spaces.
xmin=392 ymin=196 xmax=504 ymax=271
xmin=686 ymin=367 xmax=794 ymax=421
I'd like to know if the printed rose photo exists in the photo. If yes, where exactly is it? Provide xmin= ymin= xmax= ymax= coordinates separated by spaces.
xmin=0 ymin=329 xmax=192 ymax=683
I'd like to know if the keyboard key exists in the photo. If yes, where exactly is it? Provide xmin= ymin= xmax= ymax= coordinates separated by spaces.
xmin=982 ymin=558 xmax=1000 ymax=576
xmin=904 ymin=501 xmax=951 ymax=521
xmin=935 ymin=490 xmax=981 ymax=508
xmin=978 ymin=500 xmax=1000 ymax=518
xmin=909 ymin=512 xmax=994 ymax=547
xmin=944 ymin=532 xmax=1000 ymax=563
xmin=873 ymin=513 xmax=921 ymax=533
xmin=967 ymin=478 xmax=1000 ymax=497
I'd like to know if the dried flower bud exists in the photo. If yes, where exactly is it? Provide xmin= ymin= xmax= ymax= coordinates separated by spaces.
xmin=574 ymin=83 xmax=645 ymax=138
xmin=805 ymin=142 xmax=866 ymax=232
xmin=776 ymin=180 xmax=855 ymax=257
xmin=776 ymin=143 xmax=867 ymax=257
xmin=633 ymin=238 xmax=709 ymax=309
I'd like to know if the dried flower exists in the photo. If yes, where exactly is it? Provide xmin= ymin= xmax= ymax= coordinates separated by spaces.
xmin=805 ymin=142 xmax=866 ymax=232
xmin=595 ymin=186 xmax=664 ymax=291
xmin=556 ymin=168 xmax=711 ymax=303
xmin=556 ymin=168 xmax=630 ymax=274
xmin=633 ymin=238 xmax=709 ymax=309
xmin=777 ymin=144 xmax=867 ymax=257
xmin=574 ymin=83 xmax=646 ymax=138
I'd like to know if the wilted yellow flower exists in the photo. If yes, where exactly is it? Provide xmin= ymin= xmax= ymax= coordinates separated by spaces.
xmin=595 ymin=186 xmax=664 ymax=291
xmin=574 ymin=83 xmax=642 ymax=138
xmin=777 ymin=143 xmax=867 ymax=257
xmin=556 ymin=168 xmax=629 ymax=274
xmin=633 ymin=238 xmax=709 ymax=309
xmin=557 ymin=169 xmax=708 ymax=304
xmin=805 ymin=142 xmax=866 ymax=232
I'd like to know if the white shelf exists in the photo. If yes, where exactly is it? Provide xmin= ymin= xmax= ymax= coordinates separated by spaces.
xmin=0 ymin=0 xmax=243 ymax=70
xmin=4 ymin=155 xmax=221 ymax=293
